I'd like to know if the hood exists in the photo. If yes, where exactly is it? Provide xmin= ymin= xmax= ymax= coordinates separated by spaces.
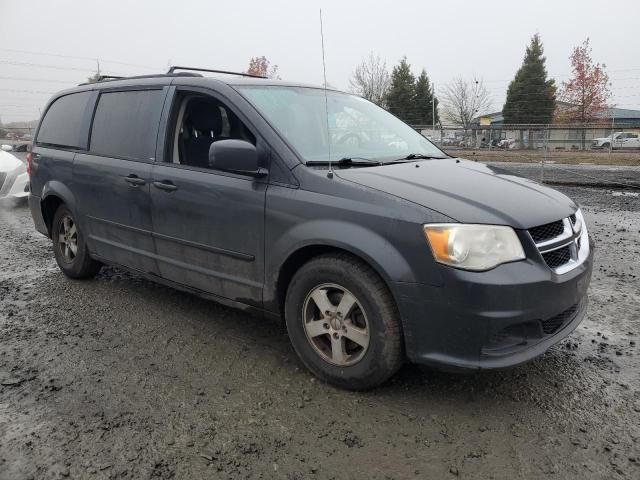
xmin=0 ymin=150 xmax=25 ymax=173
xmin=334 ymin=158 xmax=577 ymax=229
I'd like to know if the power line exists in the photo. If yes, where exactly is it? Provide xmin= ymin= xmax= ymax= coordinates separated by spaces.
xmin=0 ymin=47 xmax=158 ymax=70
xmin=0 ymin=59 xmax=95 ymax=73
xmin=0 ymin=88 xmax=55 ymax=95
xmin=0 ymin=59 xmax=128 ymax=76
xmin=0 ymin=76 xmax=78 ymax=85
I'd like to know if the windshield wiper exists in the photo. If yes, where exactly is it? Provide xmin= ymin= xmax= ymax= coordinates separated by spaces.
xmin=391 ymin=153 xmax=445 ymax=162
xmin=305 ymin=157 xmax=382 ymax=166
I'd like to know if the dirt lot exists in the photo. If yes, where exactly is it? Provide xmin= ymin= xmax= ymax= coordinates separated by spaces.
xmin=451 ymin=149 xmax=640 ymax=166
xmin=0 ymin=187 xmax=639 ymax=480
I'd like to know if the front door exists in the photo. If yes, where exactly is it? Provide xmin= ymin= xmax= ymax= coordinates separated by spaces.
xmin=150 ymin=91 xmax=267 ymax=305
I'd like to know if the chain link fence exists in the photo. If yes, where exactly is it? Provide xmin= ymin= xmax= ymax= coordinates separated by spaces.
xmin=413 ymin=123 xmax=640 ymax=190
xmin=1 ymin=124 xmax=638 ymax=190
xmin=414 ymin=123 xmax=640 ymax=151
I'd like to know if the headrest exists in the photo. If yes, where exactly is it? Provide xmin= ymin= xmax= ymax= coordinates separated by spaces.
xmin=186 ymin=99 xmax=222 ymax=133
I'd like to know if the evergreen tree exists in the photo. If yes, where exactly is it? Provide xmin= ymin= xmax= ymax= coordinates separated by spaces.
xmin=386 ymin=57 xmax=416 ymax=123
xmin=502 ymin=34 xmax=556 ymax=124
xmin=414 ymin=69 xmax=439 ymax=125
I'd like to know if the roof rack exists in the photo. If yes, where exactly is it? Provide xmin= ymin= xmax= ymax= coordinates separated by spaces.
xmin=167 ymin=66 xmax=266 ymax=79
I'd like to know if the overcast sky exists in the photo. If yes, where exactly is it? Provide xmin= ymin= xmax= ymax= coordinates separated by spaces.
xmin=1 ymin=0 xmax=639 ymax=123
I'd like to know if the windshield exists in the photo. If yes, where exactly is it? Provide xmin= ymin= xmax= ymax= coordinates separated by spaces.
xmin=236 ymin=86 xmax=446 ymax=164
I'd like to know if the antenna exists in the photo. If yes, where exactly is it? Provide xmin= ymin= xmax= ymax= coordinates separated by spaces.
xmin=319 ymin=8 xmax=333 ymax=178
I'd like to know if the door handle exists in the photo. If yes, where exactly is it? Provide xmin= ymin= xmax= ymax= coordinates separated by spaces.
xmin=152 ymin=180 xmax=177 ymax=192
xmin=124 ymin=175 xmax=146 ymax=186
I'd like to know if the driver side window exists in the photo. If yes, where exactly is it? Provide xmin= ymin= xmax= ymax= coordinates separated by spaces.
xmin=170 ymin=93 xmax=255 ymax=168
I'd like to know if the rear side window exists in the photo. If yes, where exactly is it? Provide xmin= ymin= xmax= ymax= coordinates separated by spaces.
xmin=90 ymin=89 xmax=164 ymax=162
xmin=36 ymin=91 xmax=91 ymax=148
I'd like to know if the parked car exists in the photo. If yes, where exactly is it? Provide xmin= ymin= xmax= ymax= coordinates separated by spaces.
xmin=591 ymin=131 xmax=640 ymax=149
xmin=28 ymin=69 xmax=593 ymax=389
xmin=13 ymin=143 xmax=30 ymax=152
xmin=0 ymin=145 xmax=30 ymax=203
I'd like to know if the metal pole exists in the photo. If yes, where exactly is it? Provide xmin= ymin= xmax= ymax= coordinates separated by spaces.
xmin=432 ymin=82 xmax=435 ymax=139
xmin=610 ymin=115 xmax=615 ymax=157
xmin=541 ymin=124 xmax=549 ymax=183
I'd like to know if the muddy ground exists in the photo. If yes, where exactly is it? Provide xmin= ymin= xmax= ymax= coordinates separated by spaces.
xmin=0 ymin=186 xmax=638 ymax=480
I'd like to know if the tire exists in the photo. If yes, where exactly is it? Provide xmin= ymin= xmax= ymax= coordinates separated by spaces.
xmin=285 ymin=253 xmax=403 ymax=390
xmin=51 ymin=204 xmax=101 ymax=279
xmin=602 ymin=142 xmax=610 ymax=149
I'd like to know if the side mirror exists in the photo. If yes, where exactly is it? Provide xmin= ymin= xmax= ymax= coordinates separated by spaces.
xmin=1 ymin=144 xmax=13 ymax=152
xmin=208 ymin=139 xmax=267 ymax=178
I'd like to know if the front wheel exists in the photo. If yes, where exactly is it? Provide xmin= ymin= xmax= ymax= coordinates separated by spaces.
xmin=52 ymin=205 xmax=101 ymax=279
xmin=285 ymin=254 xmax=403 ymax=390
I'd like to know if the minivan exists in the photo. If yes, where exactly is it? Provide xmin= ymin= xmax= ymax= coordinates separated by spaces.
xmin=28 ymin=67 xmax=593 ymax=389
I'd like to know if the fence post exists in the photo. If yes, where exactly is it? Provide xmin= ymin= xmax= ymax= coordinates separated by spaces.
xmin=540 ymin=124 xmax=549 ymax=183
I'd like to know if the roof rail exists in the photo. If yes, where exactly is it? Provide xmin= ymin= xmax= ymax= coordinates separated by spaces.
xmin=97 ymin=75 xmax=124 ymax=81
xmin=167 ymin=66 xmax=267 ymax=79
xmin=78 ymin=71 xmax=204 ymax=86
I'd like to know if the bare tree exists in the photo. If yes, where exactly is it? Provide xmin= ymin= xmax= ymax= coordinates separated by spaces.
xmin=440 ymin=77 xmax=491 ymax=127
xmin=349 ymin=53 xmax=390 ymax=107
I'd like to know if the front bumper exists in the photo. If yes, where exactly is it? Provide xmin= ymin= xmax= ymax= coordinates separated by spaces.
xmin=395 ymin=239 xmax=594 ymax=370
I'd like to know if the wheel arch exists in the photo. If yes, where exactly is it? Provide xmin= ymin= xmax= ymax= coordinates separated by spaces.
xmin=272 ymin=241 xmax=405 ymax=321
xmin=40 ymin=181 xmax=76 ymax=237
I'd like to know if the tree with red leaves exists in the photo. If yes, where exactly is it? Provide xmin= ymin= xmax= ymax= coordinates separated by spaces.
xmin=557 ymin=38 xmax=611 ymax=124
xmin=246 ymin=56 xmax=280 ymax=79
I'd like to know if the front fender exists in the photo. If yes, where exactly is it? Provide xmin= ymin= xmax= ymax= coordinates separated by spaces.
xmin=264 ymin=218 xmax=426 ymax=314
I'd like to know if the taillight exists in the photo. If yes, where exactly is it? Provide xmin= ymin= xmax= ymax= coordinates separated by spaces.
xmin=26 ymin=151 xmax=32 ymax=179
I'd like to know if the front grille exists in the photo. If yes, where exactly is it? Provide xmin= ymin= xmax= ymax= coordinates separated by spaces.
xmin=529 ymin=220 xmax=564 ymax=243
xmin=0 ymin=172 xmax=6 ymax=192
xmin=541 ymin=303 xmax=578 ymax=334
xmin=542 ymin=245 xmax=572 ymax=269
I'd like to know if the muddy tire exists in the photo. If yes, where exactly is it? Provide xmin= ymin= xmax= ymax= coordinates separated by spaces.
xmin=52 ymin=205 xmax=101 ymax=279
xmin=285 ymin=253 xmax=403 ymax=390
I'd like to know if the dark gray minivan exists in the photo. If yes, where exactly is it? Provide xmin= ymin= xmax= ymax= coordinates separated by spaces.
xmin=28 ymin=68 xmax=593 ymax=389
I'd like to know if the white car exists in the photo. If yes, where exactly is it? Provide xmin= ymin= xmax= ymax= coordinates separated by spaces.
xmin=0 ymin=145 xmax=30 ymax=202
xmin=591 ymin=132 xmax=640 ymax=150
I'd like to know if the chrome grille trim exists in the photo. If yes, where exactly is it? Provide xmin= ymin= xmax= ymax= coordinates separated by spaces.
xmin=535 ymin=218 xmax=573 ymax=251
xmin=529 ymin=210 xmax=589 ymax=274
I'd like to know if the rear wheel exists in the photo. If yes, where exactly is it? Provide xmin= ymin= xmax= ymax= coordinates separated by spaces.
xmin=52 ymin=205 xmax=101 ymax=279
xmin=285 ymin=254 xmax=403 ymax=390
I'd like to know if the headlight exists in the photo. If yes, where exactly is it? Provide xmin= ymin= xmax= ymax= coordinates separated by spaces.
xmin=423 ymin=224 xmax=525 ymax=271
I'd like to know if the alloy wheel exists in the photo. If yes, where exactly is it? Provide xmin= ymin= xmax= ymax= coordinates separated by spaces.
xmin=302 ymin=283 xmax=370 ymax=366
xmin=57 ymin=215 xmax=78 ymax=262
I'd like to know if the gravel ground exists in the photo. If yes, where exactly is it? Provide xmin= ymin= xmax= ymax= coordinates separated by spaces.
xmin=0 ymin=186 xmax=639 ymax=480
